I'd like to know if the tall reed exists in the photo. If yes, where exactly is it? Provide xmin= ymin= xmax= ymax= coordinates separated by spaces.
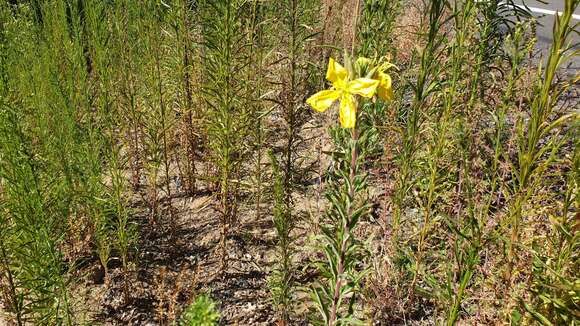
xmin=409 ymin=0 xmax=473 ymax=294
xmin=245 ymin=0 xmax=269 ymax=221
xmin=391 ymin=0 xmax=446 ymax=249
xmin=523 ymin=126 xmax=579 ymax=324
xmin=0 ymin=31 xmax=74 ymax=324
xmin=505 ymin=0 xmax=578 ymax=283
xmin=200 ymin=0 xmax=252 ymax=273
xmin=497 ymin=1 xmax=579 ymax=322
xmin=358 ymin=0 xmax=400 ymax=58
xmin=176 ymin=0 xmax=199 ymax=196
xmin=268 ymin=151 xmax=295 ymax=324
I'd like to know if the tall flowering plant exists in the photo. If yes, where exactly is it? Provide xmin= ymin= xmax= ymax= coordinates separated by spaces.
xmin=306 ymin=55 xmax=393 ymax=325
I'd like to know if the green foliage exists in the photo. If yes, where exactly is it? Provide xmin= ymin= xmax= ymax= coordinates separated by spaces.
xmin=310 ymin=128 xmax=370 ymax=325
xmin=390 ymin=0 xmax=447 ymax=250
xmin=0 ymin=0 xmax=578 ymax=325
xmin=0 ymin=0 xmax=137 ymax=322
xmin=274 ymin=0 xmax=318 ymax=207
xmin=309 ymin=56 xmax=381 ymax=326
xmin=506 ymin=0 xmax=578 ymax=283
xmin=358 ymin=0 xmax=401 ymax=58
xmin=0 ymin=1 xmax=99 ymax=323
xmin=246 ymin=0 xmax=268 ymax=221
xmin=265 ymin=0 xmax=320 ymax=321
xmin=523 ymin=135 xmax=579 ymax=325
xmin=199 ymin=0 xmax=254 ymax=272
xmin=268 ymin=151 xmax=295 ymax=322
xmin=179 ymin=294 xmax=220 ymax=326
xmin=514 ymin=1 xmax=580 ymax=323
xmin=380 ymin=0 xmax=578 ymax=324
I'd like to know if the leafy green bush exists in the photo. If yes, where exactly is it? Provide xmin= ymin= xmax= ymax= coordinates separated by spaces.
xmin=179 ymin=295 xmax=220 ymax=326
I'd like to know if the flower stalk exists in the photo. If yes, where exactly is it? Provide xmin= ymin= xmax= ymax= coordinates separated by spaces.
xmin=328 ymin=125 xmax=359 ymax=325
xmin=308 ymin=56 xmax=393 ymax=325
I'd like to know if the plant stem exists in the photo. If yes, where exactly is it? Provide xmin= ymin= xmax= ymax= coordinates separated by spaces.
xmin=328 ymin=126 xmax=359 ymax=326
xmin=351 ymin=0 xmax=361 ymax=56
xmin=182 ymin=0 xmax=196 ymax=196
xmin=0 ymin=242 xmax=22 ymax=326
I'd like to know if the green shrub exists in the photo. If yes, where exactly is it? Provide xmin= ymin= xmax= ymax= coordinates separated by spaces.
xmin=179 ymin=295 xmax=220 ymax=326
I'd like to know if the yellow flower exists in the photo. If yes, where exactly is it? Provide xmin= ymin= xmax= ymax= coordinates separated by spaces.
xmin=307 ymin=58 xmax=379 ymax=128
xmin=374 ymin=63 xmax=394 ymax=102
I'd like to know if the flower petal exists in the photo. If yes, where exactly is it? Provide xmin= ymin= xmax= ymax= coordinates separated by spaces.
xmin=378 ymin=71 xmax=392 ymax=88
xmin=326 ymin=57 xmax=348 ymax=87
xmin=306 ymin=89 xmax=341 ymax=112
xmin=377 ymin=72 xmax=393 ymax=101
xmin=346 ymin=78 xmax=379 ymax=98
xmin=378 ymin=86 xmax=394 ymax=101
xmin=339 ymin=94 xmax=356 ymax=128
